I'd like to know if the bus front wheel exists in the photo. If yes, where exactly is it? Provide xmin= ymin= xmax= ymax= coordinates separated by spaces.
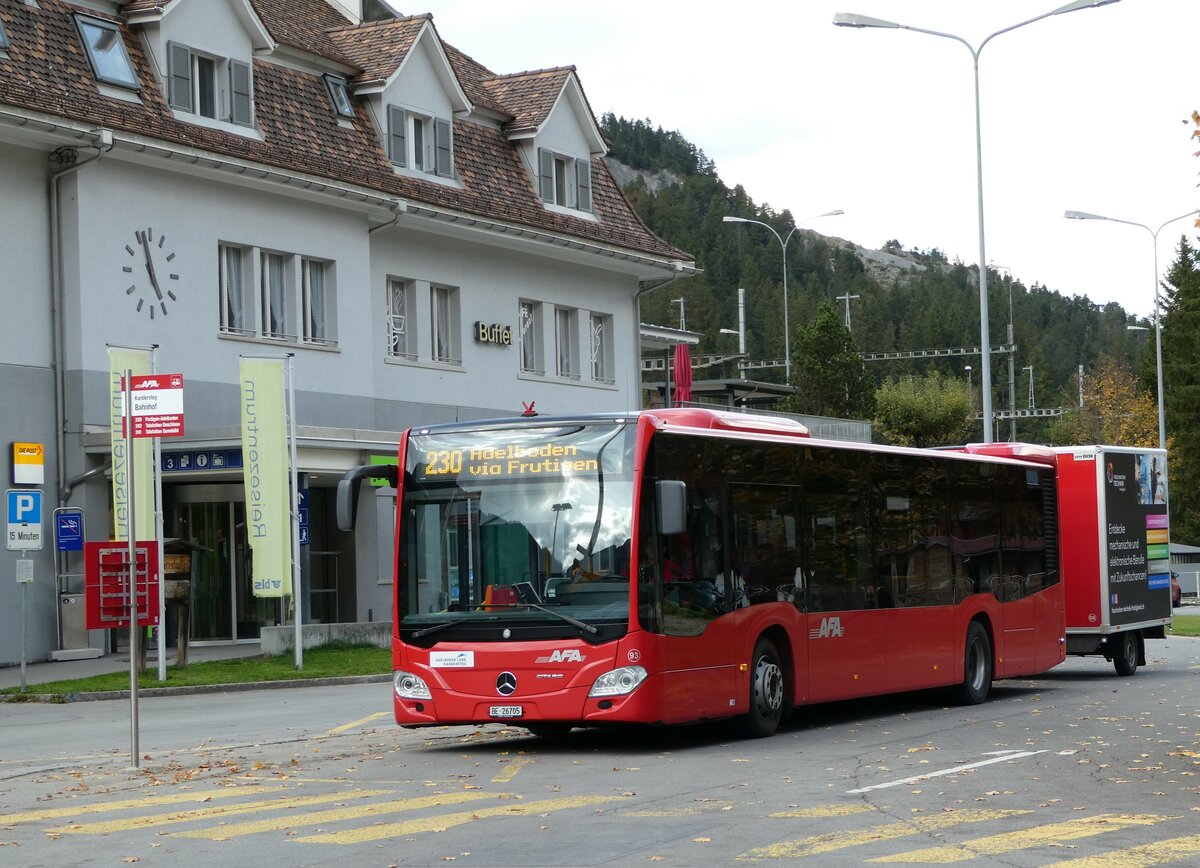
xmin=737 ymin=638 xmax=784 ymax=738
xmin=951 ymin=622 xmax=993 ymax=705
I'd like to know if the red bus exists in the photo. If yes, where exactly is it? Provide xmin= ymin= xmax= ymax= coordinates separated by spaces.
xmin=338 ymin=408 xmax=1066 ymax=738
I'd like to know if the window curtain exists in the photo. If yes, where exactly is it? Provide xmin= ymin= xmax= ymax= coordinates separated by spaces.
xmin=306 ymin=261 xmax=325 ymax=341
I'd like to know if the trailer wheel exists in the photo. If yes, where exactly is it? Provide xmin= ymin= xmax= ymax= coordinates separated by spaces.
xmin=951 ymin=622 xmax=993 ymax=705
xmin=736 ymin=638 xmax=784 ymax=738
xmin=1113 ymin=631 xmax=1140 ymax=676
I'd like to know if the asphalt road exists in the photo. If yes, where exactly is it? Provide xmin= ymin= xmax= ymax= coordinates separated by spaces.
xmin=2 ymin=637 xmax=1199 ymax=866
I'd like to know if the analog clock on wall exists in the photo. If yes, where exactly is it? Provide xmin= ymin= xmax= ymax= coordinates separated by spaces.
xmin=122 ymin=228 xmax=179 ymax=319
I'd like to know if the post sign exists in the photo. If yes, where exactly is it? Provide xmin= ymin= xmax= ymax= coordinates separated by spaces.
xmin=121 ymin=373 xmax=185 ymax=438
xmin=6 ymin=489 xmax=43 ymax=551
xmin=12 ymin=442 xmax=45 ymax=485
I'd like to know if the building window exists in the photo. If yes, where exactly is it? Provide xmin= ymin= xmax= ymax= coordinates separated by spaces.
xmin=324 ymin=74 xmax=354 ymax=118
xmin=590 ymin=312 xmax=614 ymax=384
xmin=555 ymin=306 xmax=578 ymax=379
xmin=168 ymin=42 xmax=253 ymax=126
xmin=0 ymin=19 xmax=9 ymax=52
xmin=260 ymin=252 xmax=290 ymax=340
xmin=302 ymin=258 xmax=334 ymax=345
xmin=218 ymin=243 xmax=249 ymax=335
xmin=387 ymin=278 xmax=415 ymax=359
xmin=387 ymin=105 xmax=453 ymax=177
xmin=519 ymin=300 xmax=543 ymax=375
xmin=431 ymin=284 xmax=460 ymax=364
xmin=538 ymin=148 xmax=591 ymax=212
xmin=75 ymin=16 xmax=139 ymax=90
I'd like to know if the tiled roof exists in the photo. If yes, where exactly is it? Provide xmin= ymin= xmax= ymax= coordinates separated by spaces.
xmin=0 ymin=1 xmax=691 ymax=263
xmin=327 ymin=16 xmax=428 ymax=86
xmin=442 ymin=43 xmax=508 ymax=117
xmin=248 ymin=0 xmax=355 ymax=66
xmin=484 ymin=67 xmax=573 ymax=135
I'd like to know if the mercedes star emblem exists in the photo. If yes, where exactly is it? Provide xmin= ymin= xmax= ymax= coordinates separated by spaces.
xmin=496 ymin=672 xmax=517 ymax=696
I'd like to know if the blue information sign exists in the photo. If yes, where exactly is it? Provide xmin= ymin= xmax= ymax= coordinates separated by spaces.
xmin=55 ymin=511 xmax=84 ymax=552
xmin=298 ymin=488 xmax=310 ymax=546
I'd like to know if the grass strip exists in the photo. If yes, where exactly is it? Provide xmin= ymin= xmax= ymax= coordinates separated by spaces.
xmin=1 ymin=642 xmax=389 ymax=697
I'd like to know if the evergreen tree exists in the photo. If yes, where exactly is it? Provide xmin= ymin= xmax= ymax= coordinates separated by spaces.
xmin=1162 ymin=236 xmax=1200 ymax=540
xmin=778 ymin=303 xmax=875 ymax=418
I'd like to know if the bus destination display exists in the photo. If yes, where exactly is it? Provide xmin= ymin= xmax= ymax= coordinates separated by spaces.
xmin=415 ymin=441 xmax=600 ymax=481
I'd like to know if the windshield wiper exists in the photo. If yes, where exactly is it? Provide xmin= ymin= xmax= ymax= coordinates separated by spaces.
xmin=494 ymin=602 xmax=599 ymax=634
xmin=411 ymin=621 xmax=456 ymax=639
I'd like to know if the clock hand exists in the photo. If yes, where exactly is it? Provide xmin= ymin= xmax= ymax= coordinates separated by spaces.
xmin=139 ymin=231 xmax=164 ymax=301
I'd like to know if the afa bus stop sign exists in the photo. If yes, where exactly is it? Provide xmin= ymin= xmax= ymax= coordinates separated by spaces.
xmin=6 ymin=489 xmax=43 ymax=551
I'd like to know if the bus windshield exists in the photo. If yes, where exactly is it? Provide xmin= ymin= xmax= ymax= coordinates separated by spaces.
xmin=398 ymin=421 xmax=635 ymax=640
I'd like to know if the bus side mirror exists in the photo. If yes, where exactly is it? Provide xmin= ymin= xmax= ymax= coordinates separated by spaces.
xmin=656 ymin=480 xmax=687 ymax=536
xmin=336 ymin=464 xmax=399 ymax=531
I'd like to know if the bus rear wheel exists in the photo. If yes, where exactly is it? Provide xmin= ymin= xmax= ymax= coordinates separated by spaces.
xmin=951 ymin=621 xmax=993 ymax=705
xmin=737 ymin=638 xmax=784 ymax=738
xmin=1113 ymin=631 xmax=1140 ymax=676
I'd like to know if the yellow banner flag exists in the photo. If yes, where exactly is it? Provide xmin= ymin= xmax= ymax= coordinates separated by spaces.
xmin=240 ymin=358 xmax=291 ymax=597
xmin=108 ymin=347 xmax=154 ymax=542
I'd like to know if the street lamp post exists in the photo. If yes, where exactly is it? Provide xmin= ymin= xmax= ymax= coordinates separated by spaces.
xmin=1063 ymin=208 xmax=1200 ymax=450
xmin=722 ymin=210 xmax=844 ymax=384
xmin=835 ymin=0 xmax=1121 ymax=443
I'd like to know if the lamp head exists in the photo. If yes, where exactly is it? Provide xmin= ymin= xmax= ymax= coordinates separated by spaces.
xmin=833 ymin=12 xmax=900 ymax=28
xmin=1053 ymin=0 xmax=1121 ymax=14
xmin=722 ymin=216 xmax=748 ymax=224
xmin=1063 ymin=210 xmax=1107 ymax=221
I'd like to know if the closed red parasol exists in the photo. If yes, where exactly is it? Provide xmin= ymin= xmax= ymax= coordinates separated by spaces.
xmin=673 ymin=342 xmax=693 ymax=406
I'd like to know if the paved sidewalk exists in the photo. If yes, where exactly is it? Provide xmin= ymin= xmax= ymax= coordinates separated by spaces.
xmin=0 ymin=642 xmax=264 ymax=691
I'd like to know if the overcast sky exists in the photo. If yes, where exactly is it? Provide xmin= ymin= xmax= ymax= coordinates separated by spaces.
xmin=414 ymin=0 xmax=1198 ymax=320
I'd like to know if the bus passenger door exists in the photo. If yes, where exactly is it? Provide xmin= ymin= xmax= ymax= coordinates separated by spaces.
xmin=650 ymin=479 xmax=739 ymax=725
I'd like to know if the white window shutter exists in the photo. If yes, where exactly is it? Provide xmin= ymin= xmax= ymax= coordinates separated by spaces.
xmin=230 ymin=60 xmax=252 ymax=126
xmin=575 ymin=158 xmax=591 ymax=212
xmin=167 ymin=42 xmax=192 ymax=112
xmin=388 ymin=106 xmax=407 ymax=167
xmin=538 ymin=148 xmax=555 ymax=203
xmin=434 ymin=118 xmax=453 ymax=178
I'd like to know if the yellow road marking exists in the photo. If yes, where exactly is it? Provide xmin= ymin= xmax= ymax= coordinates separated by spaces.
xmin=738 ymin=810 xmax=1030 ymax=860
xmin=1044 ymin=833 xmax=1200 ymax=867
xmin=176 ymin=791 xmax=498 ymax=840
xmin=0 ymin=786 xmax=282 ymax=826
xmin=491 ymin=755 xmax=534 ymax=783
xmin=296 ymin=795 xmax=623 ymax=845
xmin=52 ymin=789 xmax=392 ymax=835
xmin=873 ymin=814 xmax=1171 ymax=863
xmin=326 ymin=711 xmax=390 ymax=736
xmin=770 ymin=804 xmax=878 ymax=818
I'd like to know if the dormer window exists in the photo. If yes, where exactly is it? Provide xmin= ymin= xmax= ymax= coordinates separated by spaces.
xmin=167 ymin=42 xmax=253 ymax=126
xmin=75 ymin=16 xmax=139 ymax=90
xmin=0 ymin=19 xmax=10 ymax=52
xmin=324 ymin=75 xmax=354 ymax=118
xmin=538 ymin=149 xmax=591 ymax=212
xmin=387 ymin=106 xmax=453 ymax=178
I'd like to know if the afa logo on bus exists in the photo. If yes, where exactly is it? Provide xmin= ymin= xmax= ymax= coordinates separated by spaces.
xmin=809 ymin=617 xmax=845 ymax=639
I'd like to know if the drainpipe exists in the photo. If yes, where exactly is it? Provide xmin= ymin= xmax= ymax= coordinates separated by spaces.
xmin=368 ymin=200 xmax=406 ymax=235
xmin=50 ymin=130 xmax=111 ymax=507
xmin=634 ymin=262 xmax=686 ymax=409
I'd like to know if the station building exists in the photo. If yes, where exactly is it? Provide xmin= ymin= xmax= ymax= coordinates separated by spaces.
xmin=0 ymin=0 xmax=694 ymax=663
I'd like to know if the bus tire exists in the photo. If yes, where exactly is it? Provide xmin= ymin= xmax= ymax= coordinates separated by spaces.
xmin=737 ymin=638 xmax=784 ymax=738
xmin=951 ymin=621 xmax=993 ymax=705
xmin=1113 ymin=631 xmax=1140 ymax=676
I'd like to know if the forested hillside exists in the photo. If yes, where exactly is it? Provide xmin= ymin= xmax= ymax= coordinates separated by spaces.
xmin=605 ymin=115 xmax=1155 ymax=444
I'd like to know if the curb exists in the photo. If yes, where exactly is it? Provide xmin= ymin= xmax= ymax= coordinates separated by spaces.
xmin=1 ymin=673 xmax=390 ymax=704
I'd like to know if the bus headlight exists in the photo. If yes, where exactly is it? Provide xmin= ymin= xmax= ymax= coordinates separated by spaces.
xmin=393 ymin=669 xmax=432 ymax=700
xmin=588 ymin=665 xmax=647 ymax=697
